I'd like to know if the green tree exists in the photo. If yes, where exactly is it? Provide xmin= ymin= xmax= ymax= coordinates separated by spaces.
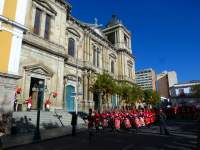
xmin=89 ymin=70 xmax=117 ymax=103
xmin=143 ymin=89 xmax=161 ymax=106
xmin=191 ymin=84 xmax=200 ymax=98
xmin=152 ymin=90 xmax=162 ymax=106
xmin=120 ymin=82 xmax=133 ymax=103
xmin=131 ymin=83 xmax=144 ymax=103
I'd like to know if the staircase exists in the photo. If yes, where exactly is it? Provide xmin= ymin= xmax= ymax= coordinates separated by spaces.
xmin=12 ymin=110 xmax=87 ymax=133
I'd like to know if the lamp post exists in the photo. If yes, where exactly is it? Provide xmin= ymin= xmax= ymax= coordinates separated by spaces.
xmin=33 ymin=80 xmax=48 ymax=140
xmin=75 ymin=24 xmax=102 ymax=115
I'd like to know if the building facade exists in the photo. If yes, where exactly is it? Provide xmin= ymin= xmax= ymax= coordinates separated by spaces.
xmin=135 ymin=68 xmax=156 ymax=90
xmin=0 ymin=0 xmax=28 ymax=115
xmin=14 ymin=0 xmax=136 ymax=112
xmin=170 ymin=80 xmax=200 ymax=106
xmin=157 ymin=70 xmax=178 ymax=98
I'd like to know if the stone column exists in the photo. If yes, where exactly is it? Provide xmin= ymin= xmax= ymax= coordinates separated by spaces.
xmin=83 ymin=73 xmax=88 ymax=100
xmin=40 ymin=11 xmax=46 ymax=37
xmin=30 ymin=4 xmax=36 ymax=33
xmin=86 ymin=36 xmax=90 ymax=61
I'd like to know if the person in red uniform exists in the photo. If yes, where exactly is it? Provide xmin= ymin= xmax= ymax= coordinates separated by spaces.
xmin=84 ymin=108 xmax=95 ymax=140
xmin=101 ymin=110 xmax=108 ymax=129
xmin=45 ymin=100 xmax=51 ymax=111
xmin=25 ymin=97 xmax=32 ymax=111
xmin=94 ymin=111 xmax=100 ymax=133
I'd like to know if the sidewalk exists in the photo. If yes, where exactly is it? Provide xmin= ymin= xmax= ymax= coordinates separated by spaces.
xmin=2 ymin=123 xmax=88 ymax=150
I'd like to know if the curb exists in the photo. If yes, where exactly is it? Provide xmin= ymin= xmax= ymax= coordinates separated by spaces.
xmin=2 ymin=130 xmax=87 ymax=150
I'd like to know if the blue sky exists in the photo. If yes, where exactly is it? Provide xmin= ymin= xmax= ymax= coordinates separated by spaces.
xmin=66 ymin=0 xmax=200 ymax=83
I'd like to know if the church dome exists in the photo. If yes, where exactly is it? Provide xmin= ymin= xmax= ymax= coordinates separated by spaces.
xmin=106 ymin=14 xmax=122 ymax=28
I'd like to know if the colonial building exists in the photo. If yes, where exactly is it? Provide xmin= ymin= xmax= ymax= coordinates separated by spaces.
xmin=0 ymin=0 xmax=28 ymax=115
xmin=15 ymin=0 xmax=136 ymax=112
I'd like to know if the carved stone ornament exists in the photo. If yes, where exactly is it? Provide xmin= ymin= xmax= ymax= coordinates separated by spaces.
xmin=109 ymin=53 xmax=117 ymax=59
xmin=65 ymin=74 xmax=82 ymax=84
xmin=33 ymin=0 xmax=57 ymax=16
xmin=24 ymin=64 xmax=54 ymax=77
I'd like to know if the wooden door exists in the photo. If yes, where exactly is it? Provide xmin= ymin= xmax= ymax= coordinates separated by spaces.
xmin=32 ymin=92 xmax=38 ymax=110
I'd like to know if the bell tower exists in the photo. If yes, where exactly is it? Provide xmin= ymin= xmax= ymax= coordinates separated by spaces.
xmin=102 ymin=14 xmax=132 ymax=53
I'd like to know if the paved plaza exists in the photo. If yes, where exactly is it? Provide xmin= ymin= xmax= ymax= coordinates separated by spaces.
xmin=2 ymin=119 xmax=198 ymax=150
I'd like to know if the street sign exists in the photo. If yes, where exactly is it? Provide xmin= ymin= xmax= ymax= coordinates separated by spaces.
xmin=71 ymin=92 xmax=83 ymax=95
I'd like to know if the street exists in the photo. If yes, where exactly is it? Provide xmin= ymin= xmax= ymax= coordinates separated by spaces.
xmin=8 ymin=119 xmax=198 ymax=150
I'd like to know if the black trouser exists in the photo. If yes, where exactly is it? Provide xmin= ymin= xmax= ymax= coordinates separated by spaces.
xmin=72 ymin=125 xmax=76 ymax=136
xmin=159 ymin=120 xmax=168 ymax=134
xmin=14 ymin=103 xmax=17 ymax=111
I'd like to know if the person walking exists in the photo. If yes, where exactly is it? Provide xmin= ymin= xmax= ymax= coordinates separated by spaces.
xmin=84 ymin=108 xmax=95 ymax=140
xmin=71 ymin=112 xmax=77 ymax=136
xmin=157 ymin=108 xmax=169 ymax=135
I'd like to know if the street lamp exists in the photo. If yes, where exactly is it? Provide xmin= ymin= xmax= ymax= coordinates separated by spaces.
xmin=33 ymin=80 xmax=48 ymax=140
xmin=75 ymin=24 xmax=103 ymax=115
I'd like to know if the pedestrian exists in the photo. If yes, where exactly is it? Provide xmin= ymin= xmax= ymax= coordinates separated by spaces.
xmin=45 ymin=100 xmax=51 ymax=111
xmin=25 ymin=97 xmax=32 ymax=111
xmin=157 ymin=108 xmax=169 ymax=135
xmin=14 ymin=95 xmax=17 ymax=111
xmin=71 ymin=112 xmax=77 ymax=136
xmin=94 ymin=111 xmax=100 ymax=133
xmin=84 ymin=108 xmax=95 ymax=140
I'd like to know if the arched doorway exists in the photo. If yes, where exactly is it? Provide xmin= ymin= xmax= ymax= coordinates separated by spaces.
xmin=29 ymin=77 xmax=44 ymax=110
xmin=93 ymin=93 xmax=100 ymax=111
xmin=66 ymin=85 xmax=75 ymax=111
xmin=113 ymin=95 xmax=116 ymax=109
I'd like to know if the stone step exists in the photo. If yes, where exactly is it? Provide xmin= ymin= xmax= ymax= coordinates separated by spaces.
xmin=12 ymin=111 xmax=86 ymax=133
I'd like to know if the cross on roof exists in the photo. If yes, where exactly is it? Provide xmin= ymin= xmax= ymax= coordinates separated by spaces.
xmin=95 ymin=18 xmax=98 ymax=25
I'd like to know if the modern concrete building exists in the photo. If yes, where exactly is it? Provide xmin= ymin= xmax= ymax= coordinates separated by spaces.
xmin=135 ymin=68 xmax=156 ymax=90
xmin=170 ymin=80 xmax=200 ymax=106
xmin=10 ymin=0 xmax=136 ymax=112
xmin=0 ymin=0 xmax=28 ymax=115
xmin=157 ymin=70 xmax=178 ymax=98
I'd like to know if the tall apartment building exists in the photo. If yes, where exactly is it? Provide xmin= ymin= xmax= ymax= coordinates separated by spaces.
xmin=135 ymin=68 xmax=156 ymax=90
xmin=157 ymin=71 xmax=178 ymax=98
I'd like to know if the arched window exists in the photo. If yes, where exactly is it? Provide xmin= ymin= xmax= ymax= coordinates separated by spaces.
xmin=93 ymin=47 xmax=96 ymax=66
xmin=111 ymin=60 xmax=114 ymax=74
xmin=68 ymin=38 xmax=75 ymax=57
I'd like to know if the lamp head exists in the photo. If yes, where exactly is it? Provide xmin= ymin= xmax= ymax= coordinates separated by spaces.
xmin=39 ymin=80 xmax=43 ymax=85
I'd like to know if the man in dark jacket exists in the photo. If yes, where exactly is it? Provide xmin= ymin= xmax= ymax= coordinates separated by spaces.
xmin=71 ymin=112 xmax=77 ymax=136
xmin=157 ymin=108 xmax=169 ymax=135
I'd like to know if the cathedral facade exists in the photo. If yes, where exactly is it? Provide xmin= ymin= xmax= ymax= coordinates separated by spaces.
xmin=16 ymin=0 xmax=136 ymax=112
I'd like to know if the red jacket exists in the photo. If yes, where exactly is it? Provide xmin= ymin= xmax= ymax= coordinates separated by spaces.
xmin=94 ymin=114 xmax=100 ymax=123
xmin=87 ymin=115 xmax=95 ymax=128
xmin=46 ymin=100 xmax=51 ymax=104
xmin=26 ymin=99 xmax=32 ymax=104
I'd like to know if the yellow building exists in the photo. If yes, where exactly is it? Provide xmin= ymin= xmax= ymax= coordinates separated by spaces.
xmin=0 ymin=0 xmax=28 ymax=115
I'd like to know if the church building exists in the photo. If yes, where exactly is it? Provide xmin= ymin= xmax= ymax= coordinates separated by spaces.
xmin=4 ymin=0 xmax=136 ymax=113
